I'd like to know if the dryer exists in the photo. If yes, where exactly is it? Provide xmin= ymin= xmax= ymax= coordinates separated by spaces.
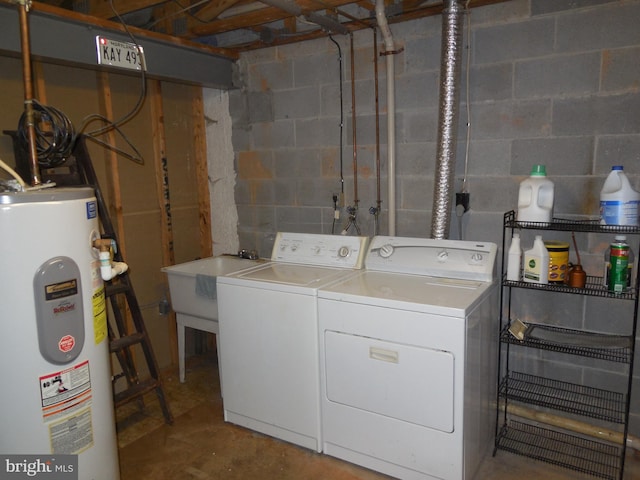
xmin=216 ymin=232 xmax=368 ymax=452
xmin=317 ymin=236 xmax=498 ymax=480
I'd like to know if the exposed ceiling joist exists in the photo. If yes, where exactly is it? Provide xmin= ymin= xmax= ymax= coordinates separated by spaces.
xmin=22 ymin=0 xmax=512 ymax=57
xmin=86 ymin=0 xmax=161 ymax=19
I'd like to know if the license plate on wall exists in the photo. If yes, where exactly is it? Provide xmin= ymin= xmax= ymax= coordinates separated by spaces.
xmin=96 ymin=36 xmax=146 ymax=71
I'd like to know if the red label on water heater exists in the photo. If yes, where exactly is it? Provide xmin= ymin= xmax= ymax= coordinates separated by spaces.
xmin=58 ymin=335 xmax=76 ymax=353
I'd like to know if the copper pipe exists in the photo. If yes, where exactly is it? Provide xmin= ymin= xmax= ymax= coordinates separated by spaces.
xmin=373 ymin=28 xmax=381 ymax=217
xmin=350 ymin=33 xmax=358 ymax=208
xmin=18 ymin=1 xmax=41 ymax=186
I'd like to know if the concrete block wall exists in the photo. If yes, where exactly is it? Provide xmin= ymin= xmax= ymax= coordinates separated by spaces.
xmin=227 ymin=0 xmax=640 ymax=435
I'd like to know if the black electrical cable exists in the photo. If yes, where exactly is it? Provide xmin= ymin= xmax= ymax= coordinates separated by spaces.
xmin=342 ymin=32 xmax=361 ymax=236
xmin=17 ymin=100 xmax=75 ymax=168
xmin=328 ymin=35 xmax=344 ymax=198
xmin=329 ymin=35 xmax=344 ymax=235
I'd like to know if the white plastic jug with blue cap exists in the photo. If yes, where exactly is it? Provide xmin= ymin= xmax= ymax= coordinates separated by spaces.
xmin=600 ymin=166 xmax=640 ymax=226
xmin=517 ymin=165 xmax=554 ymax=223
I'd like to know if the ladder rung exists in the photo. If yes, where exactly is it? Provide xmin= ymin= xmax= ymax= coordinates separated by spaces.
xmin=110 ymin=332 xmax=146 ymax=352
xmin=105 ymin=282 xmax=130 ymax=297
xmin=113 ymin=378 xmax=160 ymax=408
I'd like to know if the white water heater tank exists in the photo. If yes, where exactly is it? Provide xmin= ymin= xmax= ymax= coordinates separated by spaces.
xmin=0 ymin=187 xmax=120 ymax=479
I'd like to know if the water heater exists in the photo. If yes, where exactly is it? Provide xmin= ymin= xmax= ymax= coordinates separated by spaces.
xmin=0 ymin=187 xmax=120 ymax=479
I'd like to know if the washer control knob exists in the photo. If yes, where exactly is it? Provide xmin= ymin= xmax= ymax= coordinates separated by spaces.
xmin=338 ymin=246 xmax=351 ymax=258
xmin=471 ymin=253 xmax=484 ymax=263
xmin=379 ymin=244 xmax=394 ymax=258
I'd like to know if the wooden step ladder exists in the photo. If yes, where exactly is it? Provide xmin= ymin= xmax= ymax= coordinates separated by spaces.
xmin=74 ymin=136 xmax=173 ymax=425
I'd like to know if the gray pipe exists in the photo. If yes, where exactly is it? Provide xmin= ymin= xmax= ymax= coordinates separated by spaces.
xmin=431 ymin=0 xmax=465 ymax=239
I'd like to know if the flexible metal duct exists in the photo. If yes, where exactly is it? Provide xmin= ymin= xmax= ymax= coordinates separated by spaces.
xmin=431 ymin=0 xmax=465 ymax=239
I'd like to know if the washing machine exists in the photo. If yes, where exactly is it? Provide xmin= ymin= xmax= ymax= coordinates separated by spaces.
xmin=216 ymin=232 xmax=369 ymax=452
xmin=317 ymin=236 xmax=498 ymax=480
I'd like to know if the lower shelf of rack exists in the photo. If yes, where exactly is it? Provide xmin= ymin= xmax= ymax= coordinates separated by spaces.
xmin=495 ymin=420 xmax=623 ymax=480
xmin=499 ymin=371 xmax=626 ymax=424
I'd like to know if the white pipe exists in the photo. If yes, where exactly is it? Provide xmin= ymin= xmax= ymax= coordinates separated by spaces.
xmin=98 ymin=250 xmax=129 ymax=281
xmin=375 ymin=0 xmax=396 ymax=236
xmin=0 ymin=157 xmax=27 ymax=191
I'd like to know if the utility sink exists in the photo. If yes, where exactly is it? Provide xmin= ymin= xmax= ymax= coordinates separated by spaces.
xmin=162 ymin=255 xmax=264 ymax=382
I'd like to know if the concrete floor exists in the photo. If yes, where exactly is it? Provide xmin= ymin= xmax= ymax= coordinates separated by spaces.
xmin=117 ymin=351 xmax=640 ymax=480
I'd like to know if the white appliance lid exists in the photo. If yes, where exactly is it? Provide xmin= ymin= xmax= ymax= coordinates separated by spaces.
xmin=365 ymin=236 xmax=497 ymax=282
xmin=223 ymin=262 xmax=354 ymax=289
xmin=317 ymin=270 xmax=494 ymax=315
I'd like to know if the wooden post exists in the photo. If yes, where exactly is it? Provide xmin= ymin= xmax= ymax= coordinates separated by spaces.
xmin=96 ymin=70 xmax=133 ymax=368
xmin=149 ymin=79 xmax=178 ymax=366
xmin=192 ymin=87 xmax=213 ymax=258
xmin=96 ymin=71 xmax=127 ymax=257
xmin=193 ymin=87 xmax=214 ymax=351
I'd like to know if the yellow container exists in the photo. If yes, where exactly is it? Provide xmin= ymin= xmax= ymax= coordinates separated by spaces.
xmin=545 ymin=241 xmax=570 ymax=283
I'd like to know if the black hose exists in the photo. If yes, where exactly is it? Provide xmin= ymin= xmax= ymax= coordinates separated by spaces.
xmin=17 ymin=100 xmax=75 ymax=168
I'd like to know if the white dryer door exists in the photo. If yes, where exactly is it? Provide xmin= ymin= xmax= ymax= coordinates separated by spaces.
xmin=324 ymin=330 xmax=455 ymax=433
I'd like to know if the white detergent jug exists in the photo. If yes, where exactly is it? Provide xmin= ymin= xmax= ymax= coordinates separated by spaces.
xmin=517 ymin=165 xmax=554 ymax=223
xmin=600 ymin=166 xmax=640 ymax=226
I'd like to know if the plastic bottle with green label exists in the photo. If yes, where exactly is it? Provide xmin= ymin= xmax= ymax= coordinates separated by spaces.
xmin=523 ymin=235 xmax=549 ymax=284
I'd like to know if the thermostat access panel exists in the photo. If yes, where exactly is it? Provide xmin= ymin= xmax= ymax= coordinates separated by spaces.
xmin=33 ymin=256 xmax=85 ymax=364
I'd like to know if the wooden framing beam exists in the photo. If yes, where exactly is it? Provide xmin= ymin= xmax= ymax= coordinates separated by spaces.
xmin=192 ymin=87 xmax=213 ymax=259
xmin=149 ymin=79 xmax=178 ymax=366
xmin=85 ymin=0 xmax=165 ymax=19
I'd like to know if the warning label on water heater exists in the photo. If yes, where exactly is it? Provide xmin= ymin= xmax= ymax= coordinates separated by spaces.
xmin=40 ymin=361 xmax=92 ymax=423
xmin=92 ymin=285 xmax=107 ymax=345
xmin=49 ymin=407 xmax=94 ymax=455
xmin=39 ymin=361 xmax=95 ymax=454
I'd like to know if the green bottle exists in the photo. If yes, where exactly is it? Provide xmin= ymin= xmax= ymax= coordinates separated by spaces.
xmin=609 ymin=237 xmax=630 ymax=294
